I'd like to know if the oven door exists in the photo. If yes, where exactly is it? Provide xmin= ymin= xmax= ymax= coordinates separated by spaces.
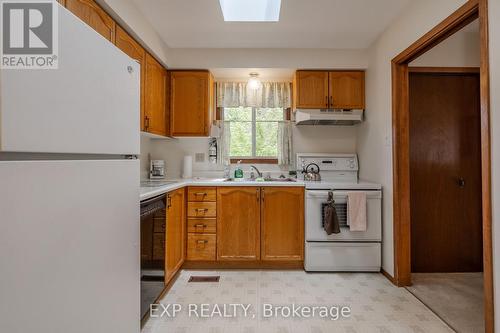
xmin=305 ymin=190 xmax=382 ymax=241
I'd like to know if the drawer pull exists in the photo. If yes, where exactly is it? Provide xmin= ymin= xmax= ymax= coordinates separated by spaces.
xmin=196 ymin=240 xmax=208 ymax=244
xmin=194 ymin=224 xmax=207 ymax=228
xmin=194 ymin=192 xmax=207 ymax=196
xmin=196 ymin=208 xmax=208 ymax=212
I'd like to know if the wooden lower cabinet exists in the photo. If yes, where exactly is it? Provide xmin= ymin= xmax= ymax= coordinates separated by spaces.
xmin=165 ymin=188 xmax=185 ymax=283
xmin=184 ymin=186 xmax=304 ymax=267
xmin=217 ymin=187 xmax=261 ymax=261
xmin=261 ymin=187 xmax=304 ymax=261
xmin=186 ymin=187 xmax=217 ymax=261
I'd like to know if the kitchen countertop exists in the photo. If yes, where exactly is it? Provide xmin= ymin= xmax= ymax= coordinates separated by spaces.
xmin=140 ymin=178 xmax=306 ymax=201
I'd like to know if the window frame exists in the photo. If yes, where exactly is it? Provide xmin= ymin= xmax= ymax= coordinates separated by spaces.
xmin=223 ymin=106 xmax=284 ymax=163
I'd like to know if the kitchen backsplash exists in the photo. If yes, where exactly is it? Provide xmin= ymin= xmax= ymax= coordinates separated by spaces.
xmin=140 ymin=125 xmax=357 ymax=180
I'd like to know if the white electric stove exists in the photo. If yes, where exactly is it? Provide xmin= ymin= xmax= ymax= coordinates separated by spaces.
xmin=297 ymin=153 xmax=382 ymax=272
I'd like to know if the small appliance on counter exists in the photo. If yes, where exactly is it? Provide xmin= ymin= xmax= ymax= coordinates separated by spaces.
xmin=149 ymin=160 xmax=165 ymax=179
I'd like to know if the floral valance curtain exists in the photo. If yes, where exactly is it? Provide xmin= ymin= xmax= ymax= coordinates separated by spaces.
xmin=216 ymin=82 xmax=292 ymax=108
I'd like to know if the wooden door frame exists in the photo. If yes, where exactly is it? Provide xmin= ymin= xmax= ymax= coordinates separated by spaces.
xmin=391 ymin=0 xmax=493 ymax=331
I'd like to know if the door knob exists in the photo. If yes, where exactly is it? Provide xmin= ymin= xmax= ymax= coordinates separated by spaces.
xmin=458 ymin=178 xmax=465 ymax=188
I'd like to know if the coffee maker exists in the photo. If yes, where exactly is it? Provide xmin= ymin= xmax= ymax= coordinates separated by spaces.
xmin=149 ymin=160 xmax=165 ymax=179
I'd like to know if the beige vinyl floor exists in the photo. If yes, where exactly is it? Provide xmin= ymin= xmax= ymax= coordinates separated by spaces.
xmin=142 ymin=270 xmax=453 ymax=333
xmin=406 ymin=273 xmax=484 ymax=333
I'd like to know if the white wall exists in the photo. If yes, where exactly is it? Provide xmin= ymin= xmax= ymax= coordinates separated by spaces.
xmin=142 ymin=125 xmax=358 ymax=179
xmin=357 ymin=0 xmax=469 ymax=276
xmin=488 ymin=0 xmax=500 ymax=326
xmin=410 ymin=20 xmax=480 ymax=67
xmin=167 ymin=48 xmax=368 ymax=69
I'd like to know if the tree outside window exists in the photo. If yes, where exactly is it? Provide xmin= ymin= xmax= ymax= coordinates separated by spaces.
xmin=224 ymin=107 xmax=284 ymax=159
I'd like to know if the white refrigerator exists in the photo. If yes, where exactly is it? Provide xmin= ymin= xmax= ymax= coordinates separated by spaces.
xmin=0 ymin=4 xmax=140 ymax=333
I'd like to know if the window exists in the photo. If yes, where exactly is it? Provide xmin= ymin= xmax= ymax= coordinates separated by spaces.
xmin=224 ymin=107 xmax=284 ymax=160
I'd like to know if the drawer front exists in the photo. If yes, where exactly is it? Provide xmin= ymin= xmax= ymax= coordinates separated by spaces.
xmin=187 ymin=233 xmax=216 ymax=261
xmin=304 ymin=242 xmax=380 ymax=272
xmin=187 ymin=202 xmax=216 ymax=217
xmin=188 ymin=187 xmax=216 ymax=202
xmin=187 ymin=218 xmax=216 ymax=234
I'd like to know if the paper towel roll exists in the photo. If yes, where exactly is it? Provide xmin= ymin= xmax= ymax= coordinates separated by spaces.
xmin=182 ymin=155 xmax=193 ymax=179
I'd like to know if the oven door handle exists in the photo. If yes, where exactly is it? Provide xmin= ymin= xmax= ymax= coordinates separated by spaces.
xmin=307 ymin=190 xmax=381 ymax=198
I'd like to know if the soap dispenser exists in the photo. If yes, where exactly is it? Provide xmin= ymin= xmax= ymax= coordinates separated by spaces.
xmin=234 ymin=160 xmax=244 ymax=178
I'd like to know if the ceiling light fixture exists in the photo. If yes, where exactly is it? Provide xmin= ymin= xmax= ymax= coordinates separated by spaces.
xmin=219 ymin=0 xmax=281 ymax=22
xmin=247 ymin=73 xmax=262 ymax=90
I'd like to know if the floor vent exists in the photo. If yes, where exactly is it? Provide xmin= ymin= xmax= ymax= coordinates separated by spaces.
xmin=188 ymin=276 xmax=220 ymax=283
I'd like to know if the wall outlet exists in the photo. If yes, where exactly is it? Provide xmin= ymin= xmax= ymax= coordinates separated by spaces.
xmin=195 ymin=153 xmax=205 ymax=163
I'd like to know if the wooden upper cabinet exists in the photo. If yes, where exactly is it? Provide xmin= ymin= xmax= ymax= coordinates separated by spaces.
xmin=65 ymin=0 xmax=115 ymax=42
xmin=217 ymin=187 xmax=260 ymax=261
xmin=329 ymin=71 xmax=365 ymax=109
xmin=261 ymin=187 xmax=304 ymax=261
xmin=144 ymin=53 xmax=167 ymax=136
xmin=170 ymin=71 xmax=213 ymax=137
xmin=294 ymin=71 xmax=329 ymax=109
xmin=293 ymin=70 xmax=365 ymax=110
xmin=115 ymin=26 xmax=147 ymax=131
xmin=165 ymin=188 xmax=185 ymax=283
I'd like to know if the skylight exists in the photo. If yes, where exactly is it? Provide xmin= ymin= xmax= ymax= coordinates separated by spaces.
xmin=219 ymin=0 xmax=281 ymax=22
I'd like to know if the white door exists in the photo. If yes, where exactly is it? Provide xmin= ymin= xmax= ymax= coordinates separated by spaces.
xmin=0 ymin=160 xmax=140 ymax=333
xmin=0 ymin=6 xmax=139 ymax=155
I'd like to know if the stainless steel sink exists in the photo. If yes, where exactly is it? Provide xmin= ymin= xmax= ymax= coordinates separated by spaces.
xmin=223 ymin=177 xmax=297 ymax=182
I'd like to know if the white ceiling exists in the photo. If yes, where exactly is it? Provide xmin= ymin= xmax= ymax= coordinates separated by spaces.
xmin=132 ymin=0 xmax=412 ymax=49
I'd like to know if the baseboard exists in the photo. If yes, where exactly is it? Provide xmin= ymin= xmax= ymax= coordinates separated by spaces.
xmin=381 ymin=268 xmax=397 ymax=285
xmin=182 ymin=260 xmax=304 ymax=269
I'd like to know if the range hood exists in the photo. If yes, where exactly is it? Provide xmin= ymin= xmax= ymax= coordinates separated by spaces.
xmin=295 ymin=109 xmax=364 ymax=126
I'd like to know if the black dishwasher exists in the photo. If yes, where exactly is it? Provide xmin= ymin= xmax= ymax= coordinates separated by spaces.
xmin=140 ymin=194 xmax=166 ymax=320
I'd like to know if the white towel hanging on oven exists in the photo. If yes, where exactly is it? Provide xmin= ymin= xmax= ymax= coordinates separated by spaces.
xmin=347 ymin=192 xmax=367 ymax=231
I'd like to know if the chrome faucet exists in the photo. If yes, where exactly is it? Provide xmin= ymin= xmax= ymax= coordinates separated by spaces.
xmin=250 ymin=165 xmax=263 ymax=178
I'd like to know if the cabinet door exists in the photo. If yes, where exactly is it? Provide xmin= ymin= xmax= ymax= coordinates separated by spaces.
xmin=261 ymin=187 xmax=304 ymax=261
xmin=329 ymin=71 xmax=365 ymax=109
xmin=294 ymin=71 xmax=329 ymax=109
xmin=65 ymin=0 xmax=115 ymax=42
xmin=165 ymin=188 xmax=185 ymax=283
xmin=170 ymin=71 xmax=212 ymax=136
xmin=115 ymin=26 xmax=146 ymax=131
xmin=217 ymin=187 xmax=260 ymax=261
xmin=144 ymin=53 xmax=167 ymax=136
